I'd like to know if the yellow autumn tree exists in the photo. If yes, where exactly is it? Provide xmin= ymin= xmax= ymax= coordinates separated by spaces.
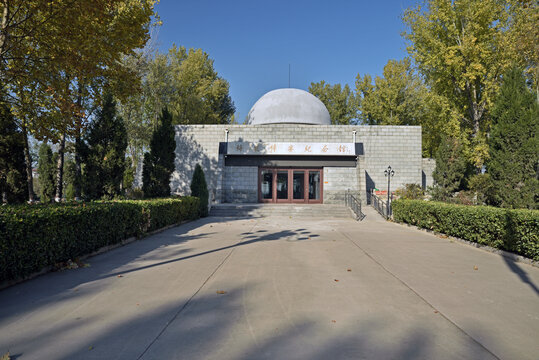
xmin=1 ymin=0 xmax=157 ymax=201
xmin=403 ymin=0 xmax=516 ymax=169
xmin=506 ymin=0 xmax=539 ymax=102
xmin=355 ymin=58 xmax=459 ymax=157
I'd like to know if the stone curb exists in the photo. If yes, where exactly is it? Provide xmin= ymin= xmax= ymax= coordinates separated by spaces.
xmin=392 ymin=220 xmax=539 ymax=269
xmin=0 ymin=220 xmax=193 ymax=291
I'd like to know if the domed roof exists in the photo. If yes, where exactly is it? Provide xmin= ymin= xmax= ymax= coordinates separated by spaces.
xmin=247 ymin=88 xmax=331 ymax=125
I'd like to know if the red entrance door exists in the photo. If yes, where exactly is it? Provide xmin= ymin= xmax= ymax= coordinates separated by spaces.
xmin=258 ymin=168 xmax=323 ymax=203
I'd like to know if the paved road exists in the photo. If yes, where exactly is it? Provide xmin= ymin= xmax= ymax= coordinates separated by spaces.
xmin=1 ymin=207 xmax=538 ymax=360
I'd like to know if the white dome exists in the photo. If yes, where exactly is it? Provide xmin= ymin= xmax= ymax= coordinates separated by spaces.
xmin=247 ymin=88 xmax=331 ymax=125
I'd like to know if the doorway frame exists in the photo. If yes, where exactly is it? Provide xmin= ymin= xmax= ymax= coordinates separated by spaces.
xmin=258 ymin=167 xmax=323 ymax=204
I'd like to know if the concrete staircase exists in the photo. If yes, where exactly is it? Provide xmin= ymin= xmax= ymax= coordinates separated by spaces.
xmin=209 ymin=203 xmax=354 ymax=219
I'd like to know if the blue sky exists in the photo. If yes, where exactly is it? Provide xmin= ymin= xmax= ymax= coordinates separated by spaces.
xmin=153 ymin=0 xmax=418 ymax=122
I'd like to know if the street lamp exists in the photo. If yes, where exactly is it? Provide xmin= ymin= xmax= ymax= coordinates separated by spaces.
xmin=384 ymin=166 xmax=395 ymax=218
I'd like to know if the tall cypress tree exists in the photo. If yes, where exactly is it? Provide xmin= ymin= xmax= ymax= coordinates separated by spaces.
xmin=37 ymin=143 xmax=56 ymax=203
xmin=190 ymin=163 xmax=209 ymax=217
xmin=0 ymin=100 xmax=27 ymax=203
xmin=487 ymin=67 xmax=539 ymax=209
xmin=142 ymin=108 xmax=176 ymax=198
xmin=83 ymin=92 xmax=127 ymax=200
xmin=64 ymin=157 xmax=77 ymax=201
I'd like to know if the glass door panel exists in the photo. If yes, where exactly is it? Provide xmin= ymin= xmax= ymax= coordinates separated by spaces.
xmin=276 ymin=171 xmax=288 ymax=200
xmin=309 ymin=171 xmax=321 ymax=201
xmin=259 ymin=168 xmax=322 ymax=203
xmin=293 ymin=171 xmax=305 ymax=200
xmin=261 ymin=170 xmax=273 ymax=200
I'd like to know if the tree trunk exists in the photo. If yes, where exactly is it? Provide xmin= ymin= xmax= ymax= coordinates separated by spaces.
xmin=467 ymin=83 xmax=485 ymax=174
xmin=74 ymin=83 xmax=83 ymax=200
xmin=2 ymin=190 xmax=7 ymax=204
xmin=55 ymin=132 xmax=66 ymax=202
xmin=21 ymin=122 xmax=35 ymax=202
xmin=0 ymin=0 xmax=9 ymax=61
xmin=468 ymin=83 xmax=481 ymax=139
xmin=534 ymin=68 xmax=539 ymax=104
xmin=535 ymin=74 xmax=539 ymax=104
xmin=473 ymin=111 xmax=480 ymax=137
xmin=74 ymin=132 xmax=81 ymax=200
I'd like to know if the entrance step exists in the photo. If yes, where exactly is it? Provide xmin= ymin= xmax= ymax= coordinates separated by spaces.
xmin=209 ymin=203 xmax=354 ymax=219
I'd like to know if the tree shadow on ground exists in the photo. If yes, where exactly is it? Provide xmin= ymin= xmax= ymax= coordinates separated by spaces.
xmin=0 ymin=218 xmax=321 ymax=330
xmin=0 ymin=216 xmax=232 ymax=323
xmin=41 ymin=282 xmax=498 ymax=360
xmin=98 ymin=227 xmax=320 ymax=280
xmin=501 ymin=255 xmax=539 ymax=296
xmin=0 ymin=216 xmax=500 ymax=360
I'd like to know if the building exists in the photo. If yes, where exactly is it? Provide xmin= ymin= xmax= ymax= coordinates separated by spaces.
xmin=171 ymin=88 xmax=433 ymax=205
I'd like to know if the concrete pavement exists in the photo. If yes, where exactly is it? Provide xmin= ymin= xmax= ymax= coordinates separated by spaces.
xmin=0 ymin=207 xmax=538 ymax=359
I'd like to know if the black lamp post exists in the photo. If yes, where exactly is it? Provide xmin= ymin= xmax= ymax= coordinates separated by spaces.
xmin=384 ymin=165 xmax=395 ymax=218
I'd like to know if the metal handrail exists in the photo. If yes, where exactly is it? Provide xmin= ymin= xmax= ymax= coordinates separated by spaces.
xmin=371 ymin=190 xmax=392 ymax=219
xmin=345 ymin=190 xmax=365 ymax=221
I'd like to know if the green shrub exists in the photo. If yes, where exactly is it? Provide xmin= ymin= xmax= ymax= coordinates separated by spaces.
xmin=468 ymin=173 xmax=494 ymax=205
xmin=0 ymin=197 xmax=200 ymax=283
xmin=119 ymin=197 xmax=200 ymax=233
xmin=395 ymin=183 xmax=424 ymax=200
xmin=451 ymin=190 xmax=476 ymax=206
xmin=431 ymin=135 xmax=472 ymax=201
xmin=393 ymin=199 xmax=539 ymax=260
xmin=126 ymin=187 xmax=144 ymax=200
xmin=505 ymin=209 xmax=539 ymax=261
xmin=190 ymin=164 xmax=209 ymax=217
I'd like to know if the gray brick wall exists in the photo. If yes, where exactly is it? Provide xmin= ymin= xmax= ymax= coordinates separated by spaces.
xmin=324 ymin=167 xmax=359 ymax=203
xmin=223 ymin=166 xmax=258 ymax=202
xmin=171 ymin=124 xmax=423 ymax=204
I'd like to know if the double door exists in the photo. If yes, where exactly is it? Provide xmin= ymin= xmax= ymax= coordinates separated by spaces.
xmin=259 ymin=168 xmax=322 ymax=203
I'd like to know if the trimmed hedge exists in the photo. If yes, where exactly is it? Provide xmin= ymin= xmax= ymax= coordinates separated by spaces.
xmin=120 ymin=197 xmax=200 ymax=233
xmin=0 ymin=197 xmax=200 ymax=283
xmin=392 ymin=199 xmax=539 ymax=261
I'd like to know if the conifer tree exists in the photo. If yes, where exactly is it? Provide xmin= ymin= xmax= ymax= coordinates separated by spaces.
xmin=37 ymin=143 xmax=56 ymax=203
xmin=431 ymin=135 xmax=471 ymax=201
xmin=190 ymin=163 xmax=208 ymax=217
xmin=142 ymin=108 xmax=176 ymax=198
xmin=63 ymin=158 xmax=77 ymax=201
xmin=0 ymin=100 xmax=27 ymax=203
xmin=141 ymin=152 xmax=156 ymax=197
xmin=487 ymin=67 xmax=539 ymax=209
xmin=83 ymin=93 xmax=127 ymax=199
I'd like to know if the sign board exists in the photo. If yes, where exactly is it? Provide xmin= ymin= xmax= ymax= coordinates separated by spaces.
xmin=227 ymin=142 xmax=355 ymax=156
